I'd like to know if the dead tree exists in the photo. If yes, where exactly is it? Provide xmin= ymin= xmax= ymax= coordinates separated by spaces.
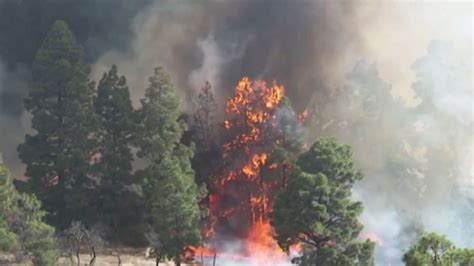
xmin=83 ymin=224 xmax=106 ymax=265
xmin=60 ymin=221 xmax=87 ymax=266
xmin=193 ymin=81 xmax=218 ymax=152
xmin=60 ymin=221 xmax=105 ymax=266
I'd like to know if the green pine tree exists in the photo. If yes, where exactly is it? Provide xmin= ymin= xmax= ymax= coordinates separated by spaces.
xmin=0 ymin=154 xmax=57 ymax=264
xmin=11 ymin=193 xmax=58 ymax=265
xmin=403 ymin=232 xmax=474 ymax=266
xmin=272 ymin=137 xmax=374 ymax=265
xmin=17 ymin=20 xmax=97 ymax=228
xmin=93 ymin=64 xmax=135 ymax=235
xmin=136 ymin=67 xmax=206 ymax=266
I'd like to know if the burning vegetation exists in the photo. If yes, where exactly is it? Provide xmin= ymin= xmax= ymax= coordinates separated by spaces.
xmin=2 ymin=7 xmax=472 ymax=265
xmin=188 ymin=77 xmax=306 ymax=264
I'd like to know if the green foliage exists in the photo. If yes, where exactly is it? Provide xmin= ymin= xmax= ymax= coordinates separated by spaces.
xmin=136 ymin=67 xmax=185 ymax=162
xmin=17 ymin=20 xmax=98 ymax=228
xmin=0 ymin=154 xmax=57 ymax=264
xmin=449 ymin=248 xmax=474 ymax=266
xmin=403 ymin=233 xmax=474 ymax=266
xmin=272 ymin=137 xmax=374 ymax=265
xmin=0 ymin=214 xmax=18 ymax=251
xmin=136 ymin=67 xmax=207 ymax=264
xmin=10 ymin=193 xmax=58 ymax=265
xmin=93 ymin=64 xmax=136 ymax=236
xmin=0 ymin=155 xmax=15 ymax=212
xmin=0 ymin=155 xmax=18 ymax=251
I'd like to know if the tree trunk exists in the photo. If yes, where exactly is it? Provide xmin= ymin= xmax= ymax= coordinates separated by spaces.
xmin=175 ymin=256 xmax=181 ymax=266
xmin=68 ymin=252 xmax=74 ymax=264
xmin=76 ymin=249 xmax=80 ymax=266
xmin=89 ymin=246 xmax=96 ymax=265
xmin=117 ymin=253 xmax=122 ymax=266
xmin=155 ymin=252 xmax=162 ymax=266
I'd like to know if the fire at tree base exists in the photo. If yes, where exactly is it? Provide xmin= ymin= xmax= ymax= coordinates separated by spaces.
xmin=187 ymin=77 xmax=307 ymax=265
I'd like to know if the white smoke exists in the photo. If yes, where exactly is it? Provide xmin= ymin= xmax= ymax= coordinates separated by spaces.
xmin=0 ymin=59 xmax=30 ymax=179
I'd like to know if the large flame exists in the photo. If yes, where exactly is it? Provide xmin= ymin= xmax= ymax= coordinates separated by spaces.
xmin=245 ymin=221 xmax=287 ymax=265
xmin=190 ymin=77 xmax=305 ymax=264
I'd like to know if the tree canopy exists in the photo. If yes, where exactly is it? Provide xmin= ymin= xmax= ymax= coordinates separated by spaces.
xmin=272 ymin=137 xmax=374 ymax=265
xmin=93 ymin=64 xmax=135 ymax=236
xmin=0 ymin=154 xmax=57 ymax=265
xmin=136 ymin=67 xmax=207 ymax=265
xmin=403 ymin=233 xmax=474 ymax=266
xmin=17 ymin=20 xmax=98 ymax=228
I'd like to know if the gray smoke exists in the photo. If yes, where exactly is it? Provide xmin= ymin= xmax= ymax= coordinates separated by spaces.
xmin=95 ymin=2 xmax=472 ymax=264
xmin=317 ymin=42 xmax=473 ymax=264
xmin=0 ymin=59 xmax=30 ymax=179
xmin=0 ymin=1 xmax=472 ymax=264
xmin=93 ymin=0 xmax=361 ymax=111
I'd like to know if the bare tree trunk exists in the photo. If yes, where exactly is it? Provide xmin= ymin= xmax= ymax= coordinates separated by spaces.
xmin=175 ymin=256 xmax=181 ymax=266
xmin=116 ymin=253 xmax=122 ymax=266
xmin=76 ymin=249 xmax=80 ymax=266
xmin=68 ymin=252 xmax=75 ymax=264
xmin=200 ymin=251 xmax=204 ymax=265
xmin=155 ymin=252 xmax=163 ymax=266
xmin=213 ymin=252 xmax=216 ymax=266
xmin=89 ymin=246 xmax=96 ymax=265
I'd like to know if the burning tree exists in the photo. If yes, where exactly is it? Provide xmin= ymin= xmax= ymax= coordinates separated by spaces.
xmin=196 ymin=77 xmax=306 ymax=264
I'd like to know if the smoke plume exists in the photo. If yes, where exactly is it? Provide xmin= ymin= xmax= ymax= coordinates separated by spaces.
xmin=0 ymin=1 xmax=472 ymax=264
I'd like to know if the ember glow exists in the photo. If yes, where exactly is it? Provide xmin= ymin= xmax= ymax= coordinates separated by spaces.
xmin=359 ymin=231 xmax=385 ymax=247
xmin=190 ymin=77 xmax=303 ymax=264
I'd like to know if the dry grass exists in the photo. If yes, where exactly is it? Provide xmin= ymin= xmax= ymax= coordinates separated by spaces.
xmin=1 ymin=248 xmax=202 ymax=266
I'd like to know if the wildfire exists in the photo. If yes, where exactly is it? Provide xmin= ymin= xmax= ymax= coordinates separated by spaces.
xmin=242 ymin=153 xmax=268 ymax=179
xmin=359 ymin=231 xmax=384 ymax=246
xmin=191 ymin=77 xmax=304 ymax=264
xmin=245 ymin=221 xmax=287 ymax=265
xmin=297 ymin=109 xmax=310 ymax=125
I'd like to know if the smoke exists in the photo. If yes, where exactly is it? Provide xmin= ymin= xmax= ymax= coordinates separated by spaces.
xmin=0 ymin=0 xmax=471 ymax=264
xmin=198 ymin=237 xmax=298 ymax=266
xmin=0 ymin=59 xmax=30 ymax=179
xmin=79 ymin=0 xmax=474 ymax=264
xmin=324 ymin=40 xmax=473 ymax=263
xmin=93 ymin=0 xmax=364 ymax=111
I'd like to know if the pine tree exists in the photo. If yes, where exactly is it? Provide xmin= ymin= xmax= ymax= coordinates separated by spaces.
xmin=403 ymin=232 xmax=474 ymax=266
xmin=136 ymin=67 xmax=186 ymax=162
xmin=272 ymin=137 xmax=374 ymax=265
xmin=93 ymin=64 xmax=135 ymax=234
xmin=193 ymin=81 xmax=217 ymax=152
xmin=17 ymin=20 xmax=97 ymax=228
xmin=0 ymin=154 xmax=57 ymax=264
xmin=136 ymin=67 xmax=206 ymax=265
xmin=191 ymin=81 xmax=220 ymax=185
xmin=10 ymin=193 xmax=58 ymax=265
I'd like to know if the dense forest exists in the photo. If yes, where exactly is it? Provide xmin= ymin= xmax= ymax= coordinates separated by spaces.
xmin=0 ymin=1 xmax=473 ymax=266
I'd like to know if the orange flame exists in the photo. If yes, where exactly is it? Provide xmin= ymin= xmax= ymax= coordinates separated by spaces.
xmin=245 ymin=221 xmax=287 ymax=265
xmin=359 ymin=231 xmax=384 ymax=246
xmin=190 ymin=77 xmax=301 ymax=264
xmin=242 ymin=153 xmax=268 ymax=179
xmin=298 ymin=109 xmax=310 ymax=125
